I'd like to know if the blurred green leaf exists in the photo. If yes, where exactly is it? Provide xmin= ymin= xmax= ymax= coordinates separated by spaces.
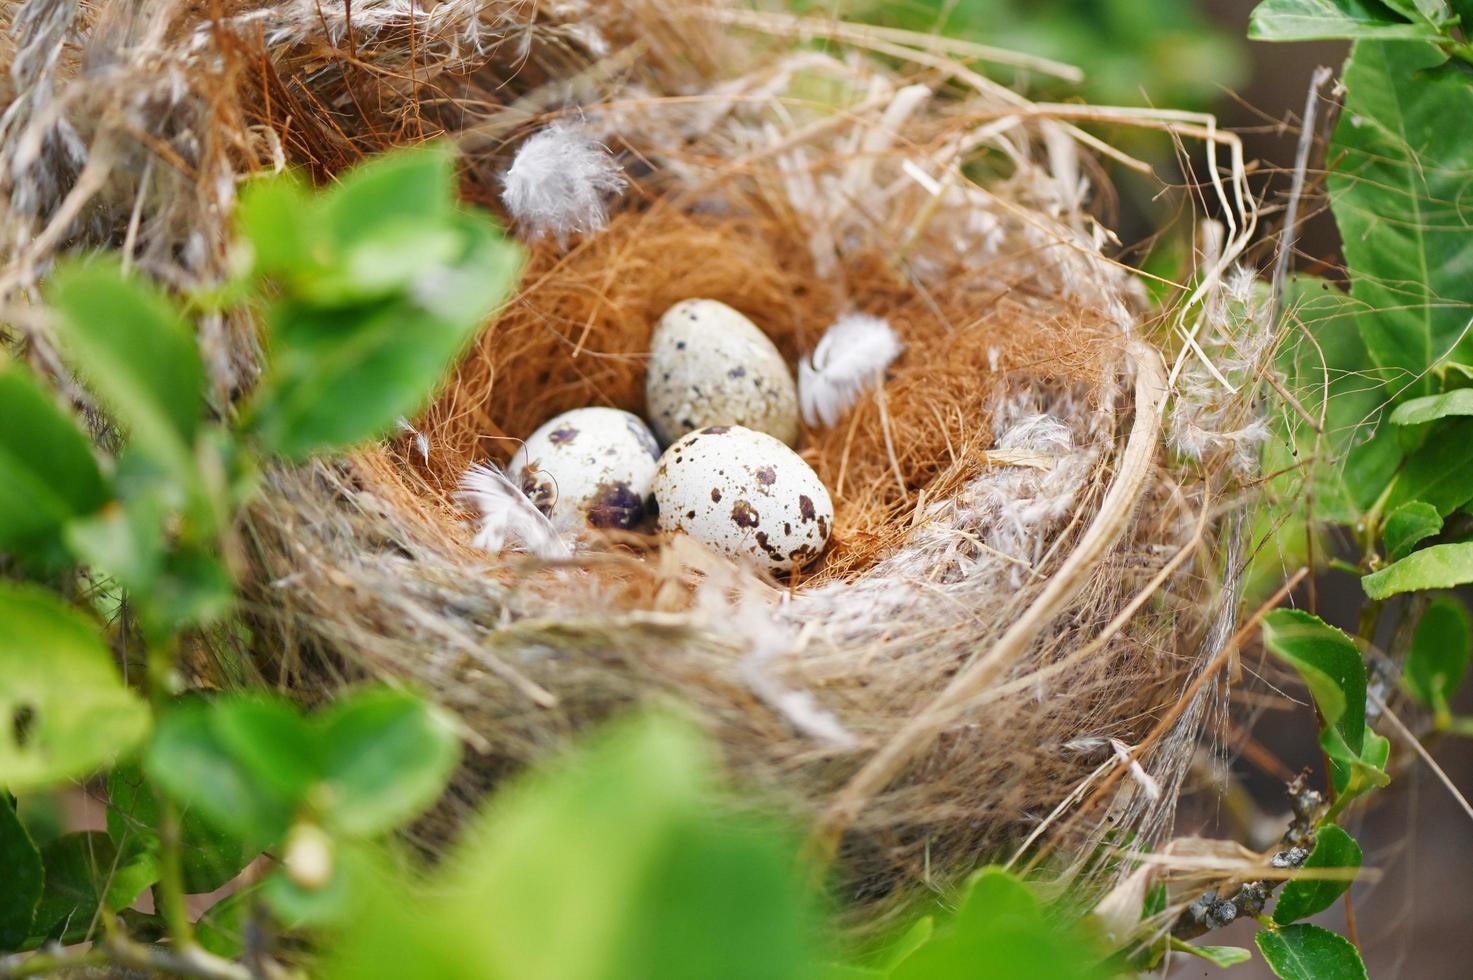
xmin=1272 ymin=826 xmax=1363 ymax=924
xmin=0 ymin=365 xmax=110 ymax=567
xmin=316 ymin=688 xmax=461 ymax=837
xmin=1255 ymin=923 xmax=1367 ymax=980
xmin=196 ymin=885 xmax=260 ymax=959
xmin=0 ymin=583 xmax=150 ymax=791
xmin=0 ymin=795 xmax=43 ymax=951
xmin=146 ymin=548 xmax=236 ymax=633
xmin=146 ymin=689 xmax=459 ymax=846
xmin=1382 ymin=500 xmax=1442 ymax=560
xmin=46 ymin=259 xmax=204 ymax=484
xmin=1403 ymin=593 xmax=1472 ymax=710
xmin=849 ymin=0 xmax=1244 ymax=109
xmin=320 ymin=144 xmax=457 ymax=252
xmin=1169 ymin=939 xmax=1253 ymax=968
xmin=878 ymin=916 xmax=934 ymax=972
xmin=1271 ymin=278 xmax=1404 ymax=523
xmin=107 ymin=765 xmax=261 ymax=895
xmin=1383 ymin=418 xmax=1473 ymax=514
xmin=64 ymin=476 xmax=169 ymax=602
xmin=259 ymin=831 xmax=368 ymax=929
xmin=322 ymin=715 xmax=826 ymax=980
xmin=1260 ymin=610 xmax=1388 ymax=798
xmin=209 ymin=697 xmax=319 ymax=804
xmin=1389 ymin=387 xmax=1473 ymax=424
xmin=1363 ymin=541 xmax=1473 ymax=598
xmin=1383 ymin=0 xmax=1455 ymax=25
xmin=145 ymin=700 xmax=297 ymax=845
xmin=1329 ymin=40 xmax=1473 ymax=399
xmin=29 ymin=832 xmax=152 ymax=945
xmin=250 ymin=171 xmax=522 ymax=459
xmin=237 ymin=171 xmax=315 ymax=278
xmin=1250 ymin=0 xmax=1446 ymax=41
xmin=891 ymin=868 xmax=1108 ymax=979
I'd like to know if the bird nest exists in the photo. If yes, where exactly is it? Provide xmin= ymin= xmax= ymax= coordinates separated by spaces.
xmin=1 ymin=0 xmax=1268 ymax=922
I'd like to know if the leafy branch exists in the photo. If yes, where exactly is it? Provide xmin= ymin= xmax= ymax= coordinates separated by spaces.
xmin=0 ymin=143 xmax=517 ymax=975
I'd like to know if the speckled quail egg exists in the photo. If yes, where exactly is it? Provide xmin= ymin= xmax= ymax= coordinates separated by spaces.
xmin=507 ymin=407 xmax=661 ymax=534
xmin=645 ymin=299 xmax=800 ymax=447
xmin=652 ymin=425 xmax=833 ymax=574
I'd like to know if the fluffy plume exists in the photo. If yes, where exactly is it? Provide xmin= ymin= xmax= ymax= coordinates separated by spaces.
xmin=395 ymin=417 xmax=430 ymax=463
xmin=456 ymin=463 xmax=569 ymax=559
xmin=799 ymin=313 xmax=903 ymax=427
xmin=501 ymin=123 xmax=626 ymax=245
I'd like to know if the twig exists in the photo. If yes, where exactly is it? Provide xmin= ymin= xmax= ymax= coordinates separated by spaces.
xmin=0 ymin=934 xmax=250 ymax=980
xmin=1171 ymin=773 xmax=1326 ymax=941
xmin=1261 ymin=66 xmax=1334 ymax=434
xmin=1267 ymin=67 xmax=1333 ymax=346
xmin=1372 ymin=690 xmax=1473 ymax=825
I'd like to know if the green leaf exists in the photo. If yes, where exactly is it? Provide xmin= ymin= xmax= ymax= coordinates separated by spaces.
xmin=1404 ymin=594 xmax=1472 ymax=709
xmin=1272 ymin=278 xmax=1405 ymax=523
xmin=107 ymin=765 xmax=261 ymax=895
xmin=146 ymin=548 xmax=237 ymax=633
xmin=263 ymin=870 xmax=348 ymax=928
xmin=146 ymin=690 xmax=459 ymax=846
xmin=892 ymin=868 xmax=1108 ymax=980
xmin=196 ymin=886 xmax=259 ymax=959
xmin=251 ymin=225 xmax=521 ymax=458
xmin=145 ymin=700 xmax=297 ymax=845
xmin=237 ymin=171 xmax=315 ymax=278
xmin=1261 ymin=610 xmax=1363 ymax=747
xmin=321 ymin=716 xmax=828 ymax=980
xmin=1363 ymin=541 xmax=1473 ymax=598
xmin=0 ymin=365 xmax=110 ymax=566
xmin=879 ymin=916 xmax=934 ymax=972
xmin=316 ymin=688 xmax=461 ymax=837
xmin=248 ymin=144 xmax=522 ymax=459
xmin=1381 ymin=0 xmax=1456 ymax=23
xmin=320 ymin=144 xmax=457 ymax=253
xmin=1389 ymin=387 xmax=1473 ymax=424
xmin=65 ymin=485 xmax=168 ymax=597
xmin=1382 ymin=500 xmax=1442 ymax=560
xmin=0 ymin=583 xmax=151 ymax=791
xmin=1330 ymin=40 xmax=1473 ymax=398
xmin=1256 ymin=924 xmax=1368 ymax=980
xmin=208 ymin=697 xmax=320 ymax=805
xmin=1169 ymin=938 xmax=1253 ymax=968
xmin=1261 ymin=610 xmax=1385 ymax=796
xmin=1273 ymin=826 xmax=1363 ymax=924
xmin=46 ymin=259 xmax=204 ymax=483
xmin=0 ymin=795 xmax=43 ymax=951
xmin=29 ymin=832 xmax=152 ymax=944
xmin=1383 ymin=418 xmax=1473 ymax=514
xmin=1249 ymin=0 xmax=1447 ymax=41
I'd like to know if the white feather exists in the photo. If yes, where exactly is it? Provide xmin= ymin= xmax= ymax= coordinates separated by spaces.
xmin=799 ymin=314 xmax=903 ymax=427
xmin=456 ymin=463 xmax=570 ymax=559
xmin=501 ymin=122 xmax=625 ymax=245
xmin=395 ymin=416 xmax=430 ymax=463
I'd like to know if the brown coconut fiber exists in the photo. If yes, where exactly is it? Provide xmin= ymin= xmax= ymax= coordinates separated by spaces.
xmin=0 ymin=0 xmax=1272 ymax=925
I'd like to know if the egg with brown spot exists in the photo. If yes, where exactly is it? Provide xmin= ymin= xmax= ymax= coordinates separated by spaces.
xmin=507 ymin=407 xmax=660 ymax=534
xmin=645 ymin=299 xmax=800 ymax=446
xmin=652 ymin=425 xmax=833 ymax=574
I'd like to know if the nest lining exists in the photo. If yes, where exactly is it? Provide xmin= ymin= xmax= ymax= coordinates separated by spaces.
xmin=0 ymin=0 xmax=1267 ymax=922
xmin=413 ymin=199 xmax=1124 ymax=586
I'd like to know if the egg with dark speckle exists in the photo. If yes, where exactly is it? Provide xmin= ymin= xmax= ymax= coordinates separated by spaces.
xmin=645 ymin=299 xmax=800 ymax=446
xmin=652 ymin=425 xmax=832 ymax=574
xmin=507 ymin=408 xmax=661 ymax=534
